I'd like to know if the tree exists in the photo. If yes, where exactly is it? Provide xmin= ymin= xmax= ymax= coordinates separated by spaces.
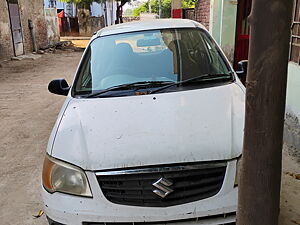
xmin=132 ymin=2 xmax=150 ymax=17
xmin=182 ymin=0 xmax=195 ymax=8
xmin=59 ymin=0 xmax=104 ymax=8
xmin=132 ymin=0 xmax=171 ymax=17
xmin=132 ymin=0 xmax=195 ymax=18
xmin=236 ymin=0 xmax=293 ymax=224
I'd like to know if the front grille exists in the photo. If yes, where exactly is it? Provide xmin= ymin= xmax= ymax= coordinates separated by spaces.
xmin=83 ymin=212 xmax=236 ymax=225
xmin=96 ymin=161 xmax=227 ymax=207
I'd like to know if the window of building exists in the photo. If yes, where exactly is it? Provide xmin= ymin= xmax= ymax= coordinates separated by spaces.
xmin=290 ymin=0 xmax=300 ymax=64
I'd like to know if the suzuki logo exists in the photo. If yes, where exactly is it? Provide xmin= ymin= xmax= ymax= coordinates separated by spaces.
xmin=152 ymin=178 xmax=174 ymax=198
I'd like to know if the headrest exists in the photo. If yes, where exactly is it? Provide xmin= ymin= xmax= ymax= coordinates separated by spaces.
xmin=115 ymin=43 xmax=134 ymax=56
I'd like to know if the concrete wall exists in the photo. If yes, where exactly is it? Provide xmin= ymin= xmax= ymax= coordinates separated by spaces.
xmin=195 ymin=0 xmax=237 ymax=63
xmin=78 ymin=8 xmax=105 ymax=36
xmin=18 ymin=0 xmax=48 ymax=52
xmin=0 ymin=0 xmax=14 ymax=60
xmin=210 ymin=0 xmax=222 ymax=43
xmin=209 ymin=0 xmax=237 ymax=63
xmin=44 ymin=8 xmax=60 ymax=45
xmin=284 ymin=63 xmax=300 ymax=152
xmin=286 ymin=63 xmax=300 ymax=118
xmin=0 ymin=0 xmax=49 ymax=60
xmin=219 ymin=0 xmax=237 ymax=63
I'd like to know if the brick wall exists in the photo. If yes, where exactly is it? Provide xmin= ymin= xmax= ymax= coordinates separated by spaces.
xmin=183 ymin=9 xmax=196 ymax=21
xmin=194 ymin=0 xmax=211 ymax=29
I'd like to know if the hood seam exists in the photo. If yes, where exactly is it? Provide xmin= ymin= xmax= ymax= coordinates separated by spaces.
xmin=50 ymin=98 xmax=72 ymax=155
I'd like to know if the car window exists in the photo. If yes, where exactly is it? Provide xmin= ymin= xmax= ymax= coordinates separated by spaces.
xmin=74 ymin=28 xmax=232 ymax=95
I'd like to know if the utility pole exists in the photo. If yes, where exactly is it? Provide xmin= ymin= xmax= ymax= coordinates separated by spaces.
xmin=237 ymin=0 xmax=293 ymax=225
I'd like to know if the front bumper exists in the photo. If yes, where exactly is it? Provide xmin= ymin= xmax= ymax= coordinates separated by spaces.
xmin=42 ymin=161 xmax=237 ymax=225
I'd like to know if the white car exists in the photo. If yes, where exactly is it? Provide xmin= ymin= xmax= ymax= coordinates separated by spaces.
xmin=42 ymin=19 xmax=245 ymax=225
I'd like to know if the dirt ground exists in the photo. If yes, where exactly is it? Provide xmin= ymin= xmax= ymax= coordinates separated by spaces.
xmin=280 ymin=145 xmax=300 ymax=225
xmin=0 ymin=49 xmax=299 ymax=225
xmin=0 ymin=50 xmax=81 ymax=225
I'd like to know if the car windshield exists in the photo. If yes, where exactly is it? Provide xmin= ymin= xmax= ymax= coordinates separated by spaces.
xmin=74 ymin=28 xmax=232 ymax=96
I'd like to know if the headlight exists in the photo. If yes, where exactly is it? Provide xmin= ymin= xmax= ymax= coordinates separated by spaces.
xmin=42 ymin=154 xmax=92 ymax=197
xmin=234 ymin=156 xmax=242 ymax=187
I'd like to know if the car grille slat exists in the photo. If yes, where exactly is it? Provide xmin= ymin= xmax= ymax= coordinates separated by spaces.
xmin=83 ymin=212 xmax=236 ymax=225
xmin=98 ymin=166 xmax=225 ymax=181
xmin=101 ymin=174 xmax=224 ymax=191
xmin=174 ymin=174 xmax=224 ymax=188
xmin=96 ymin=162 xmax=227 ymax=207
xmin=164 ymin=183 xmax=221 ymax=200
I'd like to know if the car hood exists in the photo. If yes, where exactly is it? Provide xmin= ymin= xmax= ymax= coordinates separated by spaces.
xmin=50 ymin=83 xmax=245 ymax=171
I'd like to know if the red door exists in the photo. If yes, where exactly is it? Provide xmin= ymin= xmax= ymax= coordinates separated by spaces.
xmin=234 ymin=0 xmax=252 ymax=69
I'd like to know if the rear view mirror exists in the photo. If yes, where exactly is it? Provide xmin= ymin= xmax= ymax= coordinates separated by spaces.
xmin=137 ymin=38 xmax=160 ymax=47
xmin=48 ymin=79 xmax=70 ymax=96
xmin=236 ymin=60 xmax=248 ymax=84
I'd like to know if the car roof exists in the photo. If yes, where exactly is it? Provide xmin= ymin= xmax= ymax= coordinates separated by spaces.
xmin=94 ymin=19 xmax=206 ymax=38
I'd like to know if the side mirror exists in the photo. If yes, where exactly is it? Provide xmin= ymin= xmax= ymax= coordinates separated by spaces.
xmin=48 ymin=79 xmax=70 ymax=96
xmin=236 ymin=60 xmax=248 ymax=84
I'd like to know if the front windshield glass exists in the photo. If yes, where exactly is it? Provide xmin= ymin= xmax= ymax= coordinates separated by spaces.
xmin=74 ymin=28 xmax=232 ymax=95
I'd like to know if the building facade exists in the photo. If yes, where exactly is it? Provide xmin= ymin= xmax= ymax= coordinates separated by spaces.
xmin=44 ymin=0 xmax=117 ymax=27
xmin=0 ymin=0 xmax=59 ymax=60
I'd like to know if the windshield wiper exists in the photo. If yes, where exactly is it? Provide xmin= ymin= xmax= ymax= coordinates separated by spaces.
xmin=85 ymin=81 xmax=174 ymax=98
xmin=150 ymin=72 xmax=233 ymax=94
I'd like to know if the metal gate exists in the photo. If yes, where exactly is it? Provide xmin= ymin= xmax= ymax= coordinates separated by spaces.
xmin=7 ymin=0 xmax=24 ymax=56
xmin=234 ymin=0 xmax=252 ymax=68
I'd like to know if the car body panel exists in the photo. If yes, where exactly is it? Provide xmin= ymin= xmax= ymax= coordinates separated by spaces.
xmin=49 ymin=83 xmax=244 ymax=171
xmin=96 ymin=19 xmax=205 ymax=37
xmin=43 ymin=19 xmax=246 ymax=225
xmin=42 ymin=160 xmax=237 ymax=225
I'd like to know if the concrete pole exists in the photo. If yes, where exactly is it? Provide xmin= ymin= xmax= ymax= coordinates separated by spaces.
xmin=237 ymin=0 xmax=293 ymax=225
xmin=28 ymin=20 xmax=37 ymax=53
xmin=148 ymin=0 xmax=151 ymax=13
xmin=159 ymin=0 xmax=162 ymax=18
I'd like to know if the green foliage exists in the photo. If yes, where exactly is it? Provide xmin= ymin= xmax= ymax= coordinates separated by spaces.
xmin=132 ymin=2 xmax=149 ymax=17
xmin=182 ymin=0 xmax=196 ymax=8
xmin=132 ymin=0 xmax=171 ymax=18
xmin=132 ymin=0 xmax=194 ymax=18
xmin=59 ymin=0 xmax=102 ymax=8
